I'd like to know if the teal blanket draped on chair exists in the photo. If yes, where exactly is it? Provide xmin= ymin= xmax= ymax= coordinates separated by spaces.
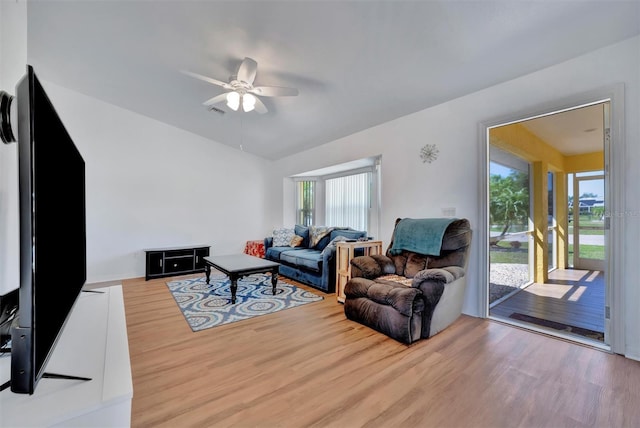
xmin=389 ymin=218 xmax=457 ymax=256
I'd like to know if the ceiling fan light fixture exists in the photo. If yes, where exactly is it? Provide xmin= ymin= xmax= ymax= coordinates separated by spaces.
xmin=242 ymin=93 xmax=256 ymax=112
xmin=183 ymin=57 xmax=298 ymax=115
xmin=226 ymin=91 xmax=240 ymax=111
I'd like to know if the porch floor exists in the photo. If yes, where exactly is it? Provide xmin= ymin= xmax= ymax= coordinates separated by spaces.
xmin=490 ymin=268 xmax=605 ymax=337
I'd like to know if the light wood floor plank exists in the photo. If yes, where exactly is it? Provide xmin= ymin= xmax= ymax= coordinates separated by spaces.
xmin=122 ymin=273 xmax=640 ymax=427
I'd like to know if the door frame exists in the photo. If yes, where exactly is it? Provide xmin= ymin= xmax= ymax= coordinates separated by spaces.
xmin=572 ymin=173 xmax=605 ymax=271
xmin=478 ymin=84 xmax=625 ymax=353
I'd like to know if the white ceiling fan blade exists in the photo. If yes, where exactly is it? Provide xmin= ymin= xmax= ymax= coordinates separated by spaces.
xmin=181 ymin=70 xmax=231 ymax=89
xmin=253 ymin=96 xmax=268 ymax=114
xmin=250 ymin=86 xmax=299 ymax=97
xmin=202 ymin=93 xmax=228 ymax=107
xmin=237 ymin=57 xmax=258 ymax=85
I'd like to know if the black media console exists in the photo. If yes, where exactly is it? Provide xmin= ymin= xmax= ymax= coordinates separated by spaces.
xmin=144 ymin=245 xmax=210 ymax=281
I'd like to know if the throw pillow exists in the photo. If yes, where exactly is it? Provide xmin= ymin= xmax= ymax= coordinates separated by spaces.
xmin=309 ymin=226 xmax=333 ymax=248
xmin=320 ymin=235 xmax=348 ymax=256
xmin=272 ymin=228 xmax=295 ymax=247
xmin=294 ymin=224 xmax=310 ymax=247
xmin=290 ymin=235 xmax=304 ymax=247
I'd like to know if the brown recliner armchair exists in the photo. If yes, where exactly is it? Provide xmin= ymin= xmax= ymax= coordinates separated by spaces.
xmin=343 ymin=218 xmax=472 ymax=344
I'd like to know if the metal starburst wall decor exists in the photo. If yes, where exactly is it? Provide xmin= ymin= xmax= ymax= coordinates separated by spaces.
xmin=420 ymin=144 xmax=439 ymax=163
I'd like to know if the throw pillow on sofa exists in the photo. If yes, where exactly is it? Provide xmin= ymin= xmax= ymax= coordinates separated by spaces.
xmin=309 ymin=226 xmax=333 ymax=248
xmin=294 ymin=224 xmax=310 ymax=247
xmin=290 ymin=235 xmax=304 ymax=247
xmin=321 ymin=235 xmax=349 ymax=256
xmin=273 ymin=228 xmax=295 ymax=247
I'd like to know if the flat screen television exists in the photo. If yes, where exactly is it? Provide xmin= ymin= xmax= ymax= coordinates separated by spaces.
xmin=3 ymin=65 xmax=87 ymax=394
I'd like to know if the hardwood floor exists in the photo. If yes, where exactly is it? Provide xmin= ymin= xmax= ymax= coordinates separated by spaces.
xmin=123 ymin=274 xmax=640 ymax=427
xmin=490 ymin=269 xmax=605 ymax=334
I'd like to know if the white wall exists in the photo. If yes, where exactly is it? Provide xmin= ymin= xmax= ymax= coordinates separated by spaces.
xmin=41 ymin=82 xmax=272 ymax=283
xmin=2 ymin=1 xmax=274 ymax=286
xmin=270 ymin=36 xmax=640 ymax=359
xmin=0 ymin=0 xmax=27 ymax=296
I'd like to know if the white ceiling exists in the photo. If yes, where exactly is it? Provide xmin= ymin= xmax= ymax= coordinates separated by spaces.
xmin=26 ymin=1 xmax=640 ymax=160
xmin=521 ymin=103 xmax=606 ymax=156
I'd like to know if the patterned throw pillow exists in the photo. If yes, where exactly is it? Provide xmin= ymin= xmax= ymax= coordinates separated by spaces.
xmin=309 ymin=226 xmax=333 ymax=248
xmin=272 ymin=228 xmax=295 ymax=247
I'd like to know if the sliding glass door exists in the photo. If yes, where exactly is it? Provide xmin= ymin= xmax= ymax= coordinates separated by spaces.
xmin=488 ymin=147 xmax=532 ymax=307
xmin=572 ymin=173 xmax=605 ymax=271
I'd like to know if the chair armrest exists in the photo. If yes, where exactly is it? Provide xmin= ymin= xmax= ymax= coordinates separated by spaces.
xmin=264 ymin=237 xmax=273 ymax=250
xmin=350 ymin=254 xmax=396 ymax=279
xmin=411 ymin=266 xmax=465 ymax=287
xmin=411 ymin=266 xmax=466 ymax=309
xmin=345 ymin=278 xmax=424 ymax=316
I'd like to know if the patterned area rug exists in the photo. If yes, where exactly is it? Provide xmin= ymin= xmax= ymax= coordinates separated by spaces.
xmin=166 ymin=274 xmax=323 ymax=332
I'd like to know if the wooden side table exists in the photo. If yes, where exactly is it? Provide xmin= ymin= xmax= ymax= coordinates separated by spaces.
xmin=336 ymin=240 xmax=383 ymax=303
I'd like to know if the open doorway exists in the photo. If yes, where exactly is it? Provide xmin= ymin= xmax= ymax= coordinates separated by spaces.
xmin=487 ymin=102 xmax=610 ymax=347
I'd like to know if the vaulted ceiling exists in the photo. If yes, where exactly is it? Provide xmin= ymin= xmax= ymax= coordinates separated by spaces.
xmin=26 ymin=1 xmax=640 ymax=160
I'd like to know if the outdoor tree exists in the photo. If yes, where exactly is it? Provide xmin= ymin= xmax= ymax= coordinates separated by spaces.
xmin=490 ymin=171 xmax=529 ymax=238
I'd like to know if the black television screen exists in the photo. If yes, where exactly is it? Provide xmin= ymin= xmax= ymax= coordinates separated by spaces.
xmin=9 ymin=65 xmax=86 ymax=394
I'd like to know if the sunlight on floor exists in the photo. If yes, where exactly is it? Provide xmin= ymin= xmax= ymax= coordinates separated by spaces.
xmin=526 ymin=283 xmax=573 ymax=298
xmin=585 ymin=270 xmax=600 ymax=282
xmin=567 ymin=286 xmax=587 ymax=301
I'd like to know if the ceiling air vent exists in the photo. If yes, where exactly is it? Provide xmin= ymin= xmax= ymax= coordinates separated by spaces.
xmin=208 ymin=106 xmax=225 ymax=115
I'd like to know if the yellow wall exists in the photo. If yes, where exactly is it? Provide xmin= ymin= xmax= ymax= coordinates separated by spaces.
xmin=490 ymin=123 xmax=603 ymax=276
xmin=490 ymin=124 xmax=565 ymax=170
xmin=565 ymin=152 xmax=604 ymax=172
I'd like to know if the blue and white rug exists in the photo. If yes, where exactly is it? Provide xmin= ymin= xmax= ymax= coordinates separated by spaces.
xmin=166 ymin=273 xmax=324 ymax=331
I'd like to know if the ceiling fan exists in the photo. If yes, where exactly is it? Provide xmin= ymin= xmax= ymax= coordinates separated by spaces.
xmin=182 ymin=57 xmax=298 ymax=114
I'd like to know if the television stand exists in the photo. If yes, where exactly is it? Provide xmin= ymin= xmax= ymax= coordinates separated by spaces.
xmin=0 ymin=285 xmax=132 ymax=426
xmin=144 ymin=244 xmax=210 ymax=280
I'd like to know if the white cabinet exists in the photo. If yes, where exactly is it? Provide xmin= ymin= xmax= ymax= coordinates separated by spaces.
xmin=1 ymin=286 xmax=133 ymax=427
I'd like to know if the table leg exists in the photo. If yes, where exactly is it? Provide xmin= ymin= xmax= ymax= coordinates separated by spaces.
xmin=230 ymin=275 xmax=238 ymax=304
xmin=271 ymin=270 xmax=278 ymax=295
xmin=205 ymin=264 xmax=211 ymax=284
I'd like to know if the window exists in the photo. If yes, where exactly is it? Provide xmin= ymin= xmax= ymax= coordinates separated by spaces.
xmin=325 ymin=171 xmax=371 ymax=231
xmin=296 ymin=180 xmax=315 ymax=226
xmin=290 ymin=156 xmax=380 ymax=237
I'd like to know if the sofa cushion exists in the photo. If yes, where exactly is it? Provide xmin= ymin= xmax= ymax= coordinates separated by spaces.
xmin=295 ymin=224 xmax=310 ymax=248
xmin=266 ymin=246 xmax=306 ymax=261
xmin=280 ymin=249 xmax=323 ymax=272
xmin=404 ymin=253 xmax=429 ymax=278
xmin=329 ymin=228 xmax=367 ymax=241
xmin=377 ymin=274 xmax=413 ymax=287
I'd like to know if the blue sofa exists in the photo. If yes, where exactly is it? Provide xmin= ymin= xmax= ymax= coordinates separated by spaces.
xmin=264 ymin=225 xmax=368 ymax=293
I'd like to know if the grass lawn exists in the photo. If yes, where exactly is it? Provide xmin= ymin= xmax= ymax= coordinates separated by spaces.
xmin=490 ymin=241 xmax=604 ymax=264
xmin=569 ymin=244 xmax=605 ymax=260
xmin=490 ymin=251 xmax=527 ymax=264
xmin=490 ymin=241 xmax=528 ymax=264
xmin=568 ymin=226 xmax=604 ymax=236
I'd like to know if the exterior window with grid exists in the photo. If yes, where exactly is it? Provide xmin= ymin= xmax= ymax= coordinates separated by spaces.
xmin=325 ymin=171 xmax=371 ymax=231
xmin=296 ymin=180 xmax=315 ymax=226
